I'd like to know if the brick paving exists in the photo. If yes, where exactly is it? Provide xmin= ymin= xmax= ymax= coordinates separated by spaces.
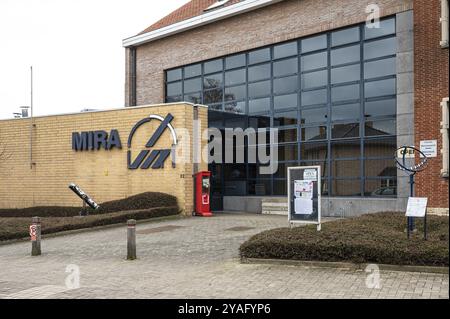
xmin=0 ymin=213 xmax=448 ymax=299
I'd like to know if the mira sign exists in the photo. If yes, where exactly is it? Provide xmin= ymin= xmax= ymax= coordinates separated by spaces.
xmin=72 ymin=130 xmax=122 ymax=151
xmin=71 ymin=113 xmax=177 ymax=170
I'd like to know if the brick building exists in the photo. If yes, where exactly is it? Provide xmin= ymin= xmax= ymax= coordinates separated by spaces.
xmin=0 ymin=0 xmax=447 ymax=216
xmin=122 ymin=0 xmax=448 ymax=215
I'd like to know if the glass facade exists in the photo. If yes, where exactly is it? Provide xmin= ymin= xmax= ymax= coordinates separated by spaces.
xmin=165 ymin=17 xmax=397 ymax=198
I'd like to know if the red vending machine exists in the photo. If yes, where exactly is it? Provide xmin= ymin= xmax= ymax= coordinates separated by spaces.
xmin=194 ymin=171 xmax=213 ymax=217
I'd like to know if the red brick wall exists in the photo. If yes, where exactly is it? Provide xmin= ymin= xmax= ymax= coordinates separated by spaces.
xmin=414 ymin=0 xmax=449 ymax=211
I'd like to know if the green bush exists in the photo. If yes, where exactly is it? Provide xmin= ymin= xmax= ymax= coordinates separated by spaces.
xmin=240 ymin=212 xmax=449 ymax=267
xmin=0 ymin=192 xmax=178 ymax=217
xmin=0 ymin=206 xmax=179 ymax=242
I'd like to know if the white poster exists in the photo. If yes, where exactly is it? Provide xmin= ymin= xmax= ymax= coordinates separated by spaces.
xmin=294 ymin=197 xmax=313 ymax=215
xmin=405 ymin=197 xmax=428 ymax=217
xmin=303 ymin=169 xmax=317 ymax=181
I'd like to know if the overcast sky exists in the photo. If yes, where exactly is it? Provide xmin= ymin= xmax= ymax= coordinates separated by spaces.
xmin=0 ymin=0 xmax=190 ymax=119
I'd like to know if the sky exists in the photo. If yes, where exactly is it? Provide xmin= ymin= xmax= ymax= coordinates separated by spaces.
xmin=0 ymin=0 xmax=190 ymax=119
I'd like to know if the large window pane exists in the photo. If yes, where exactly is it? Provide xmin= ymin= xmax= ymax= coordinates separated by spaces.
xmin=249 ymin=97 xmax=270 ymax=114
xmin=331 ymin=45 xmax=360 ymax=66
xmin=167 ymin=68 xmax=182 ymax=82
xmin=274 ymin=93 xmax=298 ymax=110
xmin=364 ymin=57 xmax=396 ymax=79
xmin=167 ymin=82 xmax=182 ymax=96
xmin=274 ymin=41 xmax=298 ymax=59
xmin=332 ymin=103 xmax=360 ymax=122
xmin=248 ymin=63 xmax=270 ymax=81
xmin=225 ymin=69 xmax=246 ymax=86
xmin=278 ymin=144 xmax=298 ymax=161
xmin=274 ymin=75 xmax=298 ymax=94
xmin=301 ymin=51 xmax=327 ymax=71
xmin=248 ymin=180 xmax=272 ymax=195
xmin=302 ymin=34 xmax=327 ymax=53
xmin=273 ymin=179 xmax=288 ymax=195
xmin=364 ymin=137 xmax=396 ymax=157
xmin=204 ymin=73 xmax=223 ymax=89
xmin=301 ymin=107 xmax=328 ymax=124
xmin=204 ymin=59 xmax=223 ymax=74
xmin=331 ymin=64 xmax=360 ymax=84
xmin=365 ymin=99 xmax=396 ymax=118
xmin=364 ymin=37 xmax=396 ymax=60
xmin=225 ymin=54 xmax=246 ymax=69
xmin=365 ymin=78 xmax=396 ymax=98
xmin=331 ymin=139 xmax=360 ymax=158
xmin=332 ymin=160 xmax=360 ymax=177
xmin=365 ymin=178 xmax=397 ymax=197
xmin=331 ymin=123 xmax=360 ymax=139
xmin=274 ymin=110 xmax=298 ymax=126
xmin=203 ymin=88 xmax=223 ymax=104
xmin=302 ymin=70 xmax=327 ymax=89
xmin=249 ymin=80 xmax=271 ymax=98
xmin=248 ymin=115 xmax=270 ymax=129
xmin=331 ymin=179 xmax=361 ymax=196
xmin=225 ymin=85 xmax=246 ymax=101
xmin=279 ymin=129 xmax=297 ymax=143
xmin=224 ymin=101 xmax=245 ymax=114
xmin=224 ymin=181 xmax=247 ymax=195
xmin=249 ymin=48 xmax=270 ymax=64
xmin=302 ymin=126 xmax=327 ymax=141
xmin=364 ymin=17 xmax=395 ymax=40
xmin=273 ymin=57 xmax=298 ymax=77
xmin=331 ymin=84 xmax=360 ymax=102
xmin=332 ymin=26 xmax=360 ymax=46
xmin=184 ymin=77 xmax=202 ymax=93
xmin=184 ymin=92 xmax=201 ymax=104
xmin=365 ymin=119 xmax=396 ymax=136
xmin=302 ymin=89 xmax=327 ymax=106
xmin=365 ymin=159 xmax=397 ymax=177
xmin=301 ymin=142 xmax=327 ymax=160
xmin=184 ymin=64 xmax=201 ymax=78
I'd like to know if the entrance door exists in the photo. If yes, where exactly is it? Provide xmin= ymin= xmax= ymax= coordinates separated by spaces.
xmin=209 ymin=163 xmax=223 ymax=211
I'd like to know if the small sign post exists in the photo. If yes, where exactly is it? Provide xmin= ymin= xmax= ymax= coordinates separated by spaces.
xmin=405 ymin=197 xmax=428 ymax=240
xmin=30 ymin=216 xmax=41 ymax=256
xmin=287 ymin=166 xmax=321 ymax=231
xmin=395 ymin=146 xmax=429 ymax=240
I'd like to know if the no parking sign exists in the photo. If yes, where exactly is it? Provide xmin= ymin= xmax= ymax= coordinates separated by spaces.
xmin=29 ymin=225 xmax=37 ymax=241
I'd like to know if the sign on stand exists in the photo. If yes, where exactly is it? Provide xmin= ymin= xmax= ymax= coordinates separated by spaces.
xmin=287 ymin=166 xmax=321 ymax=231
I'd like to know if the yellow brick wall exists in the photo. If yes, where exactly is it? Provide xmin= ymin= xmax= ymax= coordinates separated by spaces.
xmin=0 ymin=103 xmax=208 ymax=214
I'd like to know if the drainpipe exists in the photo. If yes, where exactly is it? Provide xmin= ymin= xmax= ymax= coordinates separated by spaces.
xmin=30 ymin=66 xmax=34 ymax=169
xmin=441 ymin=0 xmax=449 ymax=48
xmin=441 ymin=98 xmax=449 ymax=178
xmin=129 ymin=47 xmax=137 ymax=106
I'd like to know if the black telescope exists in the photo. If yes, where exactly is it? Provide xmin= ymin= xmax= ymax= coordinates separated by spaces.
xmin=68 ymin=183 xmax=100 ymax=210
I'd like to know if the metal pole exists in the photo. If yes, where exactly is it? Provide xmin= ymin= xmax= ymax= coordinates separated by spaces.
xmin=127 ymin=219 xmax=136 ymax=260
xmin=31 ymin=216 xmax=41 ymax=256
xmin=30 ymin=66 xmax=33 ymax=169
xmin=409 ymin=173 xmax=415 ymax=232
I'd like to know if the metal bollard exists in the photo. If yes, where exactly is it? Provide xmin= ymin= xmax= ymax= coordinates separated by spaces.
xmin=127 ymin=219 xmax=136 ymax=260
xmin=31 ymin=216 xmax=41 ymax=256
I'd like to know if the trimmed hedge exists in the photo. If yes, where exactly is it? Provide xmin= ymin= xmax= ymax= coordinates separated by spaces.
xmin=0 ymin=192 xmax=178 ymax=217
xmin=0 ymin=206 xmax=179 ymax=242
xmin=240 ymin=212 xmax=449 ymax=267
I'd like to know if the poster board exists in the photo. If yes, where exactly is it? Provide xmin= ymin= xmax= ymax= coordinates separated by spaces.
xmin=405 ymin=197 xmax=428 ymax=217
xmin=287 ymin=166 xmax=321 ymax=230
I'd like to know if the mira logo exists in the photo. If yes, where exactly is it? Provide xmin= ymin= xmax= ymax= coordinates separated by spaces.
xmin=127 ymin=113 xmax=177 ymax=170
xmin=71 ymin=113 xmax=177 ymax=170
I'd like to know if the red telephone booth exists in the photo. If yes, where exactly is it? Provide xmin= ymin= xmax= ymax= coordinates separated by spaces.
xmin=194 ymin=171 xmax=213 ymax=217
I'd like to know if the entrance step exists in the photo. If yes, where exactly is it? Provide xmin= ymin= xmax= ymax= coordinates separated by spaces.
xmin=261 ymin=198 xmax=288 ymax=215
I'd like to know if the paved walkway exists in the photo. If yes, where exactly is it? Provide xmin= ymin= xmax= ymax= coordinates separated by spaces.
xmin=0 ymin=213 xmax=448 ymax=299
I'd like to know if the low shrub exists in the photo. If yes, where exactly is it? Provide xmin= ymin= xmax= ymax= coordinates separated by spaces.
xmin=0 ymin=206 xmax=179 ymax=242
xmin=240 ymin=212 xmax=449 ymax=267
xmin=0 ymin=192 xmax=178 ymax=217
